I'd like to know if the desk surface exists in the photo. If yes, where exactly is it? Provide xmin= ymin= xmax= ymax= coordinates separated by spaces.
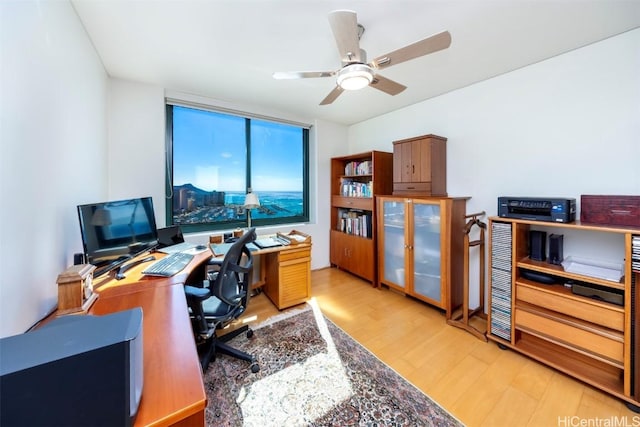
xmin=89 ymin=250 xmax=211 ymax=427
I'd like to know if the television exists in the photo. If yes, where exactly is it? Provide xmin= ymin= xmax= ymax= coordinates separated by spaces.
xmin=78 ymin=196 xmax=158 ymax=277
xmin=0 ymin=308 xmax=144 ymax=426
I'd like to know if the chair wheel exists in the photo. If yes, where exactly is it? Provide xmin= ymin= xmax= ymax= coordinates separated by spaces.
xmin=250 ymin=363 xmax=260 ymax=373
xmin=246 ymin=329 xmax=254 ymax=338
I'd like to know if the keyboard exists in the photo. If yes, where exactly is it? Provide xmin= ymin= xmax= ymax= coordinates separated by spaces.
xmin=142 ymin=252 xmax=194 ymax=277
xmin=157 ymin=242 xmax=197 ymax=254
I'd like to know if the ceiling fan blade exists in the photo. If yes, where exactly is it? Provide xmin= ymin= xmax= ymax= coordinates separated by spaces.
xmin=319 ymin=86 xmax=344 ymax=105
xmin=370 ymin=74 xmax=407 ymax=96
xmin=273 ymin=71 xmax=335 ymax=79
xmin=369 ymin=30 xmax=451 ymax=71
xmin=328 ymin=10 xmax=361 ymax=63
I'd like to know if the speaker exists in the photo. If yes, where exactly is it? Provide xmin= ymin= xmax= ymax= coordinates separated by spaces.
xmin=73 ymin=253 xmax=85 ymax=265
xmin=548 ymin=234 xmax=564 ymax=265
xmin=1 ymin=309 xmax=143 ymax=426
xmin=529 ymin=230 xmax=546 ymax=261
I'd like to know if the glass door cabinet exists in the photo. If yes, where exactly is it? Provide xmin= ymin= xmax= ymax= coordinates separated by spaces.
xmin=377 ymin=196 xmax=468 ymax=318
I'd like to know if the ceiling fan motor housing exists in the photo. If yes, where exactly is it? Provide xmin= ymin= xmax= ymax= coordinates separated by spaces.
xmin=337 ymin=63 xmax=374 ymax=90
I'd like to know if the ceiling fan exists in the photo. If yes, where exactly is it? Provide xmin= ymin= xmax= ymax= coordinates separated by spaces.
xmin=273 ymin=10 xmax=451 ymax=105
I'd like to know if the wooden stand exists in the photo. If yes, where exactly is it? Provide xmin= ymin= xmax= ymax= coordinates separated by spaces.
xmin=447 ymin=211 xmax=488 ymax=341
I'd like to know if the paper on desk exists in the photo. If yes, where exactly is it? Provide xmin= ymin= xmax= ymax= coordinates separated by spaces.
xmin=561 ymin=256 xmax=623 ymax=282
xmin=211 ymin=243 xmax=233 ymax=256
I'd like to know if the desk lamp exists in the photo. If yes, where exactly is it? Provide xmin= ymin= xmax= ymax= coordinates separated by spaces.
xmin=91 ymin=200 xmax=140 ymax=246
xmin=91 ymin=207 xmax=112 ymax=226
xmin=244 ymin=190 xmax=260 ymax=229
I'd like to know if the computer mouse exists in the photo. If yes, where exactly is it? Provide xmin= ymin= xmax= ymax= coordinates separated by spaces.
xmin=195 ymin=244 xmax=207 ymax=250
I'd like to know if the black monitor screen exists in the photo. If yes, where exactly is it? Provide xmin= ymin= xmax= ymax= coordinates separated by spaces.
xmin=77 ymin=197 xmax=158 ymax=277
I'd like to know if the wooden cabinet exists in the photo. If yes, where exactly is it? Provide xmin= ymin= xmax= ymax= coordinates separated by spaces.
xmin=330 ymin=151 xmax=393 ymax=283
xmin=487 ymin=217 xmax=640 ymax=410
xmin=263 ymin=245 xmax=311 ymax=310
xmin=392 ymin=134 xmax=447 ymax=196
xmin=377 ymin=196 xmax=467 ymax=318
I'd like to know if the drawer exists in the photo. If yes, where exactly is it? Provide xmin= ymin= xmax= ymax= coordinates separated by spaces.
xmin=515 ymin=307 xmax=623 ymax=364
xmin=279 ymin=247 xmax=311 ymax=262
xmin=331 ymin=195 xmax=372 ymax=210
xmin=517 ymin=283 xmax=623 ymax=331
xmin=393 ymin=182 xmax=431 ymax=194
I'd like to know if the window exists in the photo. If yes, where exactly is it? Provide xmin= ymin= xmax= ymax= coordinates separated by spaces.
xmin=166 ymin=104 xmax=309 ymax=232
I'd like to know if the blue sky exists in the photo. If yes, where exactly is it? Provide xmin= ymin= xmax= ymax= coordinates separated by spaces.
xmin=172 ymin=106 xmax=303 ymax=192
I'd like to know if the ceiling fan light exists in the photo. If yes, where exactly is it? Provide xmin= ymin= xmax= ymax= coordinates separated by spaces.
xmin=337 ymin=64 xmax=373 ymax=91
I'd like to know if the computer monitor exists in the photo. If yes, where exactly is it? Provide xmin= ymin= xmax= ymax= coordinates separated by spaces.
xmin=77 ymin=196 xmax=158 ymax=277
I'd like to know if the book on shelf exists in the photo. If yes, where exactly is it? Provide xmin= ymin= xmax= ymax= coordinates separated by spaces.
xmin=340 ymin=178 xmax=372 ymax=197
xmin=337 ymin=209 xmax=373 ymax=238
xmin=344 ymin=160 xmax=372 ymax=176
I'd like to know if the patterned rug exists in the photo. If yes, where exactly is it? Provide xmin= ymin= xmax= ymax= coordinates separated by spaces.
xmin=204 ymin=302 xmax=463 ymax=426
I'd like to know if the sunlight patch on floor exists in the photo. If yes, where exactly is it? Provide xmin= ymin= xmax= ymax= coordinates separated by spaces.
xmin=237 ymin=299 xmax=353 ymax=425
xmin=311 ymin=297 xmax=354 ymax=324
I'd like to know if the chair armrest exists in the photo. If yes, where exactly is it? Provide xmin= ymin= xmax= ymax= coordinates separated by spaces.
xmin=184 ymin=285 xmax=210 ymax=302
xmin=207 ymin=258 xmax=223 ymax=267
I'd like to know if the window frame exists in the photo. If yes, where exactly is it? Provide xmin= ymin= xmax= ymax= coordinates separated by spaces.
xmin=165 ymin=104 xmax=310 ymax=233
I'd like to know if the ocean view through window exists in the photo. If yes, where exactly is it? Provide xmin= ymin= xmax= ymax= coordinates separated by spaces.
xmin=166 ymin=104 xmax=309 ymax=232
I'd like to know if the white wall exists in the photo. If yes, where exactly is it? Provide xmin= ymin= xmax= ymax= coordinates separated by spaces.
xmin=0 ymin=1 xmax=109 ymax=337
xmin=108 ymin=80 xmax=166 ymax=220
xmin=107 ymin=88 xmax=349 ymax=270
xmin=349 ymin=29 xmax=640 ymax=305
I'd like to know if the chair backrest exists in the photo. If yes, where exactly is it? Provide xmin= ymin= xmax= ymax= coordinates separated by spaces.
xmin=210 ymin=228 xmax=257 ymax=311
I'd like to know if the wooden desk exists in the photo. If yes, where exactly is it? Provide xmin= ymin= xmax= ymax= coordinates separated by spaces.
xmin=88 ymin=250 xmax=210 ymax=427
xmin=209 ymin=238 xmax=312 ymax=310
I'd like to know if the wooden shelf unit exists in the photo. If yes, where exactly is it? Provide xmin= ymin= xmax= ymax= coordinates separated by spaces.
xmin=330 ymin=151 xmax=393 ymax=283
xmin=487 ymin=217 xmax=640 ymax=408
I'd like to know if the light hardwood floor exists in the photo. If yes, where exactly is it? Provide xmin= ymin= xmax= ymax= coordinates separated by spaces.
xmin=240 ymin=267 xmax=634 ymax=426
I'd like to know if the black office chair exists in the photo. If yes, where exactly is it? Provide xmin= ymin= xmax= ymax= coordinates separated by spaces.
xmin=184 ymin=228 xmax=259 ymax=373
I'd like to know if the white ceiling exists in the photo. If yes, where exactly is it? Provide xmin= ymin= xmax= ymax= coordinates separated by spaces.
xmin=71 ymin=0 xmax=640 ymax=125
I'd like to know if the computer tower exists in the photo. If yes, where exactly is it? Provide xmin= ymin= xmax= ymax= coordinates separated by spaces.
xmin=0 ymin=308 xmax=143 ymax=427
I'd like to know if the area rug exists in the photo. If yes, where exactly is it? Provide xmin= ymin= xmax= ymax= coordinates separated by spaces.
xmin=203 ymin=302 xmax=463 ymax=426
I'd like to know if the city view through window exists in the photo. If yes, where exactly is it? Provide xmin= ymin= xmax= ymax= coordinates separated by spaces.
xmin=168 ymin=105 xmax=308 ymax=229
